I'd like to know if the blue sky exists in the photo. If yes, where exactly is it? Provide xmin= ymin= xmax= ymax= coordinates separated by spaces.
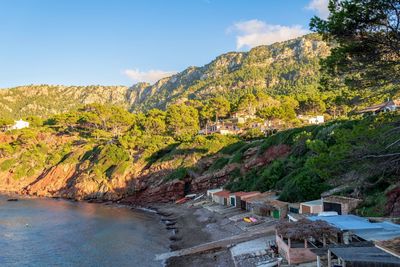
xmin=0 ymin=0 xmax=328 ymax=88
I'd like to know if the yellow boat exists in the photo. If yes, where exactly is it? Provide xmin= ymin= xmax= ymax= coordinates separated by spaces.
xmin=243 ymin=217 xmax=252 ymax=223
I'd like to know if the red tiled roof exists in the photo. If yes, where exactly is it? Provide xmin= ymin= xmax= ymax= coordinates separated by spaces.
xmin=231 ymin=191 xmax=258 ymax=197
xmin=245 ymin=191 xmax=277 ymax=202
xmin=235 ymin=191 xmax=260 ymax=199
xmin=263 ymin=199 xmax=288 ymax=208
xmin=214 ymin=190 xmax=231 ymax=198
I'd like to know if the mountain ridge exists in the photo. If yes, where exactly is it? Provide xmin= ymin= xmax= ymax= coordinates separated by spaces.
xmin=0 ymin=34 xmax=330 ymax=119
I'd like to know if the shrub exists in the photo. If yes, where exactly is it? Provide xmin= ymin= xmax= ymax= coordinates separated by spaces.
xmin=165 ymin=167 xmax=187 ymax=181
xmin=0 ymin=159 xmax=16 ymax=171
xmin=209 ymin=157 xmax=230 ymax=171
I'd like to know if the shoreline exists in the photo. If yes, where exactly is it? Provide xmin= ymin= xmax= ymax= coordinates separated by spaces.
xmin=150 ymin=200 xmax=278 ymax=267
xmin=0 ymin=191 xmax=278 ymax=267
xmin=150 ymin=202 xmax=237 ymax=267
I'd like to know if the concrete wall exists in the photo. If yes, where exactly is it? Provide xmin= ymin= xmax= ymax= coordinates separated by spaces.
xmin=323 ymin=196 xmax=362 ymax=215
xmin=279 ymin=206 xmax=288 ymax=219
xmin=213 ymin=195 xmax=225 ymax=205
xmin=300 ymin=204 xmax=323 ymax=214
xmin=276 ymin=235 xmax=317 ymax=265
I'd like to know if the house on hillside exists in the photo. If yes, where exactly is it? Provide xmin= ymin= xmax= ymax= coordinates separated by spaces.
xmin=10 ymin=119 xmax=29 ymax=130
xmin=297 ymin=115 xmax=324 ymax=125
xmin=356 ymin=99 xmax=400 ymax=115
xmin=199 ymin=121 xmax=241 ymax=135
xmin=231 ymin=112 xmax=257 ymax=124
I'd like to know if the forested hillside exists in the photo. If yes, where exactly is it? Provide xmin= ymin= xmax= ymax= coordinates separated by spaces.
xmin=0 ymin=104 xmax=398 ymax=216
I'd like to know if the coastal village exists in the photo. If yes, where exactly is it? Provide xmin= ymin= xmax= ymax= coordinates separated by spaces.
xmin=1 ymin=93 xmax=400 ymax=267
xmin=1 ymin=1 xmax=400 ymax=267
xmin=154 ymin=186 xmax=400 ymax=267
xmin=153 ymin=100 xmax=400 ymax=267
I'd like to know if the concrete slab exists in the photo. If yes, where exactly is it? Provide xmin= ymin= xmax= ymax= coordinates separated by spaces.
xmin=155 ymin=226 xmax=275 ymax=261
xmin=230 ymin=237 xmax=274 ymax=257
xmin=230 ymin=237 xmax=279 ymax=267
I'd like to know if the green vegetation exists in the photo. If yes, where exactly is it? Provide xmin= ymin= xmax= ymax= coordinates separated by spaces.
xmin=0 ymin=3 xmax=398 ymax=214
xmin=225 ymin=113 xmax=400 ymax=206
xmin=311 ymin=0 xmax=400 ymax=93
xmin=165 ymin=167 xmax=188 ymax=181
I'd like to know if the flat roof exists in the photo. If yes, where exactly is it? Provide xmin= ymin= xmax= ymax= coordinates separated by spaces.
xmin=301 ymin=199 xmax=322 ymax=206
xmin=353 ymin=221 xmax=400 ymax=241
xmin=263 ymin=198 xmax=288 ymax=208
xmin=207 ymin=188 xmax=223 ymax=193
xmin=232 ymin=191 xmax=260 ymax=198
xmin=330 ymin=246 xmax=400 ymax=264
xmin=323 ymin=195 xmax=362 ymax=203
xmin=308 ymin=215 xmax=400 ymax=241
xmin=308 ymin=215 xmax=381 ymax=230
xmin=245 ymin=192 xmax=277 ymax=203
xmin=213 ymin=190 xmax=231 ymax=198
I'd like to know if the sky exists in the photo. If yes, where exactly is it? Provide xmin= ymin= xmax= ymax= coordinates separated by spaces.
xmin=0 ymin=0 xmax=328 ymax=88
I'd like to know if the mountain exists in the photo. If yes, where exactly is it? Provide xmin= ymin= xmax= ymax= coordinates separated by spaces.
xmin=0 ymin=34 xmax=330 ymax=119
xmin=0 ymin=85 xmax=130 ymax=119
xmin=129 ymin=34 xmax=330 ymax=111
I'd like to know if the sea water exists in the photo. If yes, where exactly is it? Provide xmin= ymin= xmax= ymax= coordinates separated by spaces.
xmin=0 ymin=195 xmax=169 ymax=267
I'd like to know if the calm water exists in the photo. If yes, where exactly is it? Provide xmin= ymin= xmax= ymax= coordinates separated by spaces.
xmin=0 ymin=195 xmax=169 ymax=267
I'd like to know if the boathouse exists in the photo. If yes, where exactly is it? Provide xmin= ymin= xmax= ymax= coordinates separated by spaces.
xmin=212 ymin=190 xmax=230 ymax=206
xmin=300 ymin=199 xmax=323 ymax=214
xmin=322 ymin=195 xmax=362 ymax=215
xmin=229 ymin=191 xmax=260 ymax=209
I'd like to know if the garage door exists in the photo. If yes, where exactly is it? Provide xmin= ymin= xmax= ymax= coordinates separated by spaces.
xmin=323 ymin=202 xmax=342 ymax=215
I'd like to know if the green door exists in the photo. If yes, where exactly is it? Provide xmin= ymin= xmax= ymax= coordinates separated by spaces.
xmin=272 ymin=210 xmax=280 ymax=219
xmin=230 ymin=197 xmax=235 ymax=206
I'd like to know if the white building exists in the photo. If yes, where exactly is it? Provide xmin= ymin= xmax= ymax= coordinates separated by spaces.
xmin=10 ymin=119 xmax=29 ymax=130
xmin=308 ymin=115 xmax=324 ymax=124
xmin=298 ymin=115 xmax=324 ymax=125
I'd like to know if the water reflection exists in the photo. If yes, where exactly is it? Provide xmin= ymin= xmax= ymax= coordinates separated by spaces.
xmin=0 ymin=196 xmax=168 ymax=267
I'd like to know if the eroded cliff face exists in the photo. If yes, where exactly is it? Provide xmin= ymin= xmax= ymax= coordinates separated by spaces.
xmin=0 ymin=131 xmax=289 ymax=204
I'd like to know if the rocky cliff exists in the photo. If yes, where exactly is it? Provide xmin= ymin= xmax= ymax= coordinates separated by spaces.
xmin=129 ymin=34 xmax=330 ymax=111
xmin=0 ymin=34 xmax=330 ymax=118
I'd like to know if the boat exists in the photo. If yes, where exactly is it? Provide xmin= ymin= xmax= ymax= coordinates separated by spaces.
xmin=249 ymin=217 xmax=257 ymax=222
xmin=175 ymin=197 xmax=188 ymax=204
xmin=243 ymin=217 xmax=252 ymax=223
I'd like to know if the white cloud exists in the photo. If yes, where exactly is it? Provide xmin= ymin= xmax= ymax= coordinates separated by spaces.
xmin=306 ymin=0 xmax=330 ymax=19
xmin=229 ymin=20 xmax=309 ymax=50
xmin=124 ymin=69 xmax=177 ymax=84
